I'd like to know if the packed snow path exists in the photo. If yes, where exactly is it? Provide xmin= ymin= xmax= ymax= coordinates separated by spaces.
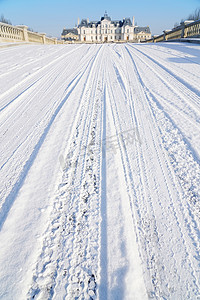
xmin=0 ymin=43 xmax=200 ymax=300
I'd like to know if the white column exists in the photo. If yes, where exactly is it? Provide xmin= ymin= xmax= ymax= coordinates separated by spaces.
xmin=40 ymin=33 xmax=46 ymax=44
xmin=17 ymin=25 xmax=28 ymax=42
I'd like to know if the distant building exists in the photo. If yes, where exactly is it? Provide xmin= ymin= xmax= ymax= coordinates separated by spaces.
xmin=134 ymin=26 xmax=151 ymax=42
xmin=61 ymin=28 xmax=79 ymax=41
xmin=62 ymin=12 xmax=151 ymax=43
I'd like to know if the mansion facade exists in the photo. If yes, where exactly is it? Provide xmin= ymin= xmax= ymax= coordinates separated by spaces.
xmin=61 ymin=12 xmax=151 ymax=43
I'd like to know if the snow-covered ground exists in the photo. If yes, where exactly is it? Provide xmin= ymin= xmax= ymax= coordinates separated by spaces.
xmin=0 ymin=42 xmax=200 ymax=299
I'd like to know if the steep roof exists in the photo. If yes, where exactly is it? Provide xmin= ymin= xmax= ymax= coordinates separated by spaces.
xmin=122 ymin=18 xmax=132 ymax=26
xmin=111 ymin=20 xmax=123 ymax=27
xmin=101 ymin=11 xmax=111 ymax=21
xmin=78 ymin=12 xmax=133 ymax=28
xmin=134 ymin=26 xmax=151 ymax=33
xmin=62 ymin=28 xmax=78 ymax=35
xmin=79 ymin=19 xmax=88 ymax=27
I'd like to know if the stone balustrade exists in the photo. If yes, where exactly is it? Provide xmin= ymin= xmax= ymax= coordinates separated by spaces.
xmin=165 ymin=28 xmax=182 ymax=41
xmin=146 ymin=19 xmax=200 ymax=43
xmin=185 ymin=21 xmax=200 ymax=37
xmin=3 ymin=18 xmax=199 ymax=45
xmin=0 ymin=22 xmax=64 ymax=44
xmin=0 ymin=22 xmax=24 ymax=42
xmin=27 ymin=31 xmax=43 ymax=44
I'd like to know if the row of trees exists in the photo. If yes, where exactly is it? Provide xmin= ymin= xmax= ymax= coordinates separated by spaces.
xmin=0 ymin=14 xmax=36 ymax=32
xmin=0 ymin=14 xmax=12 ymax=25
xmin=174 ymin=8 xmax=200 ymax=28
xmin=188 ymin=8 xmax=200 ymax=21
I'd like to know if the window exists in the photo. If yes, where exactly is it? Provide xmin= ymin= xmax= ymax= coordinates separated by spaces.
xmin=127 ymin=29 xmax=129 ymax=33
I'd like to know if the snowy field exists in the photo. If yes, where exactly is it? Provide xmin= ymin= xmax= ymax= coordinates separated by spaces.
xmin=0 ymin=42 xmax=200 ymax=299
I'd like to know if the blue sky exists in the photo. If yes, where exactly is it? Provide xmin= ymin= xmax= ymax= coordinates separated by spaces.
xmin=0 ymin=0 xmax=200 ymax=38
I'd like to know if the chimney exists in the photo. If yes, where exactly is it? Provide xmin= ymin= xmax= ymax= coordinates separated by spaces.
xmin=87 ymin=18 xmax=89 ymax=23
xmin=77 ymin=18 xmax=80 ymax=26
xmin=132 ymin=16 xmax=135 ymax=26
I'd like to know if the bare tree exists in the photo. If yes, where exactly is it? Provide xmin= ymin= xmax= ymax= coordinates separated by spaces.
xmin=0 ymin=14 xmax=12 ymax=25
xmin=188 ymin=8 xmax=200 ymax=21
xmin=27 ymin=27 xmax=34 ymax=32
xmin=174 ymin=8 xmax=200 ymax=28
xmin=174 ymin=22 xmax=179 ymax=28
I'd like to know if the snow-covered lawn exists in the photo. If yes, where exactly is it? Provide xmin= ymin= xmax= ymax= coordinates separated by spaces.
xmin=0 ymin=42 xmax=200 ymax=299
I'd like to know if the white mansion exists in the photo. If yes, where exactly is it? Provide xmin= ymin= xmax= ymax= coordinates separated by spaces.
xmin=62 ymin=12 xmax=151 ymax=43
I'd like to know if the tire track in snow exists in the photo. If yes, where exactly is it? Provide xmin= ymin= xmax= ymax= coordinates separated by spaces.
xmin=102 ymin=49 xmax=147 ymax=299
xmin=126 ymin=45 xmax=200 ymax=135
xmin=0 ymin=45 xmax=73 ymax=79
xmin=99 ymin=82 xmax=108 ymax=300
xmin=133 ymin=69 xmax=200 ymax=257
xmin=127 ymin=44 xmax=200 ymax=115
xmin=0 ymin=45 xmax=84 ymax=109
xmin=106 ymin=44 xmax=200 ymax=298
xmin=0 ymin=45 xmax=87 ymax=128
xmin=0 ymin=43 xmax=200 ymax=300
xmin=62 ymin=50 xmax=105 ymax=300
xmin=123 ymin=45 xmax=200 ymax=298
xmin=106 ymin=46 xmax=167 ymax=297
xmin=125 ymin=45 xmax=200 ymax=173
xmin=0 ymin=45 xmax=97 ymax=207
xmin=125 ymin=45 xmax=200 ymax=222
xmin=27 ymin=45 xmax=105 ymax=299
xmin=106 ymin=52 xmax=164 ymax=298
xmin=128 ymin=47 xmax=200 ymax=139
xmin=0 ymin=45 xmax=98 ymax=230
xmin=134 ymin=43 xmax=200 ymax=79
xmin=125 ymin=44 xmax=200 ymax=163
